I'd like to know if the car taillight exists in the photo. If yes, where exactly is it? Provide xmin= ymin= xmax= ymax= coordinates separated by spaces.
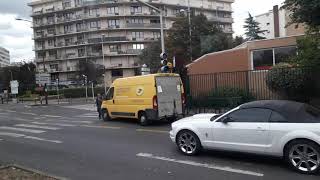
xmin=181 ymin=93 xmax=186 ymax=105
xmin=153 ymin=95 xmax=158 ymax=109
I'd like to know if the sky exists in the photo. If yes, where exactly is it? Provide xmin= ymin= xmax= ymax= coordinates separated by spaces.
xmin=0 ymin=0 xmax=285 ymax=63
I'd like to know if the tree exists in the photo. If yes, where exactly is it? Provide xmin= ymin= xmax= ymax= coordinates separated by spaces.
xmin=283 ymin=0 xmax=320 ymax=33
xmin=233 ymin=36 xmax=245 ymax=47
xmin=78 ymin=60 xmax=105 ymax=84
xmin=138 ymin=40 xmax=162 ymax=73
xmin=243 ymin=13 xmax=267 ymax=40
xmin=165 ymin=14 xmax=231 ymax=69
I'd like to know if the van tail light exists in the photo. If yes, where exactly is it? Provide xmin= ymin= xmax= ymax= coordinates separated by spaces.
xmin=153 ymin=95 xmax=158 ymax=109
xmin=181 ymin=93 xmax=186 ymax=105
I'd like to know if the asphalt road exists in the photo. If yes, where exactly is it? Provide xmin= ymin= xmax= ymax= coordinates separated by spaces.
xmin=0 ymin=102 xmax=319 ymax=180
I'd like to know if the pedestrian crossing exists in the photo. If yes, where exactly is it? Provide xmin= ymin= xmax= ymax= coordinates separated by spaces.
xmin=64 ymin=104 xmax=96 ymax=111
xmin=75 ymin=112 xmax=98 ymax=118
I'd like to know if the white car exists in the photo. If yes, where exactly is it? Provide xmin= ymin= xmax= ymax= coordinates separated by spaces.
xmin=170 ymin=100 xmax=320 ymax=174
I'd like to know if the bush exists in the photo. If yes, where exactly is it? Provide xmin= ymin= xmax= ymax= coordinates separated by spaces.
xmin=47 ymin=87 xmax=107 ymax=98
xmin=266 ymin=63 xmax=313 ymax=101
xmin=190 ymin=87 xmax=255 ymax=108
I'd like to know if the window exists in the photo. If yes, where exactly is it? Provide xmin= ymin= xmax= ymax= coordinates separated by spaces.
xmin=75 ymin=0 xmax=82 ymax=6
xmin=47 ymin=28 xmax=55 ymax=34
xmin=90 ymin=21 xmax=99 ymax=28
xmin=130 ymin=6 xmax=142 ymax=14
xmin=226 ymin=108 xmax=272 ymax=123
xmin=274 ymin=46 xmax=297 ymax=64
xmin=62 ymin=0 xmax=71 ymax=8
xmin=108 ymin=19 xmax=119 ymax=27
xmin=76 ymin=23 xmax=85 ymax=31
xmin=132 ymin=32 xmax=144 ymax=39
xmin=48 ymin=39 xmax=55 ymax=46
xmin=48 ymin=50 xmax=57 ymax=56
xmin=219 ymin=24 xmax=225 ymax=29
xmin=109 ymin=45 xmax=120 ymax=52
xmin=152 ymin=32 xmax=160 ymax=39
xmin=47 ymin=16 xmax=54 ymax=24
xmin=106 ymin=87 xmax=114 ymax=100
xmin=89 ymin=8 xmax=99 ymax=16
xmin=107 ymin=6 xmax=119 ymax=14
xmin=252 ymin=49 xmax=273 ymax=70
xmin=63 ymin=12 xmax=74 ymax=20
xmin=49 ymin=64 xmax=58 ymax=70
xmin=65 ymin=38 xmax=73 ymax=45
xmin=78 ymin=48 xmax=85 ymax=57
xmin=129 ymin=18 xmax=143 ymax=24
xmin=150 ymin=19 xmax=160 ymax=24
xmin=172 ymin=9 xmax=180 ymax=15
xmin=133 ymin=44 xmax=144 ymax=50
xmin=270 ymin=111 xmax=288 ymax=123
xmin=111 ymin=69 xmax=123 ymax=77
xmin=64 ymin=24 xmax=73 ymax=32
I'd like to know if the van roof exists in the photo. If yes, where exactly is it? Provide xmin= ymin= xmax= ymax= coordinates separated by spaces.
xmin=112 ymin=73 xmax=180 ymax=86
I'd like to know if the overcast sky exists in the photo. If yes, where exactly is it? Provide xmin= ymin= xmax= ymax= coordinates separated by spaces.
xmin=0 ymin=0 xmax=285 ymax=63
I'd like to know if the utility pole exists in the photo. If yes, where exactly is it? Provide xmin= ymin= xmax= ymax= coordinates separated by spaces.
xmin=82 ymin=75 xmax=88 ymax=102
xmin=187 ymin=0 xmax=192 ymax=62
xmin=136 ymin=0 xmax=165 ymax=53
xmin=102 ymin=74 xmax=107 ymax=95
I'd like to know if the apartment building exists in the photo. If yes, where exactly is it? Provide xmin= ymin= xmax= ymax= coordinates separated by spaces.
xmin=256 ymin=5 xmax=306 ymax=39
xmin=28 ymin=0 xmax=234 ymax=86
xmin=0 ymin=47 xmax=10 ymax=68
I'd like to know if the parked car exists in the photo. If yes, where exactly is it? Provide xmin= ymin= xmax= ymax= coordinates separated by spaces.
xmin=101 ymin=73 xmax=185 ymax=125
xmin=170 ymin=100 xmax=320 ymax=174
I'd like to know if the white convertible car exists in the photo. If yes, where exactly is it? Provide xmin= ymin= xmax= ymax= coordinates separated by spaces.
xmin=170 ymin=100 xmax=320 ymax=174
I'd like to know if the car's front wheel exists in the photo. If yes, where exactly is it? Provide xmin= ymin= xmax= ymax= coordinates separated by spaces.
xmin=285 ymin=140 xmax=320 ymax=174
xmin=176 ymin=130 xmax=202 ymax=156
xmin=101 ymin=109 xmax=111 ymax=122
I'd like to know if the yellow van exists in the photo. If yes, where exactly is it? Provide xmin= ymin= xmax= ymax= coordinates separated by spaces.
xmin=101 ymin=73 xmax=185 ymax=125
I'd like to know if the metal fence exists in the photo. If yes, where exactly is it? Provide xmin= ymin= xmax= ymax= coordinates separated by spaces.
xmin=184 ymin=66 xmax=320 ymax=113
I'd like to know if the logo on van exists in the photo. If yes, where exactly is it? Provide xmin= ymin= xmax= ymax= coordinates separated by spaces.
xmin=136 ymin=87 xmax=144 ymax=96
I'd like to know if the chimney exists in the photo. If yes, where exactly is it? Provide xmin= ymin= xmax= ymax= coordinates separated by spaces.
xmin=273 ymin=5 xmax=280 ymax=38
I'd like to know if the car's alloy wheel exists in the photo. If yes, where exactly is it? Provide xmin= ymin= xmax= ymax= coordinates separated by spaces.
xmin=139 ymin=113 xmax=148 ymax=126
xmin=102 ymin=109 xmax=110 ymax=122
xmin=286 ymin=140 xmax=320 ymax=174
xmin=177 ymin=131 xmax=201 ymax=155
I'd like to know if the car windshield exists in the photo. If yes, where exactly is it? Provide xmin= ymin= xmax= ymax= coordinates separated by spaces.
xmin=211 ymin=114 xmax=222 ymax=120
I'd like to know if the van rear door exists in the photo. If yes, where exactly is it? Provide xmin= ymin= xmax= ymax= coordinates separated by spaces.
xmin=155 ymin=76 xmax=183 ymax=118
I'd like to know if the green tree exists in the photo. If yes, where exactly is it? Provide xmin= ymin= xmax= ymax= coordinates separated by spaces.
xmin=138 ymin=40 xmax=162 ymax=73
xmin=233 ymin=36 xmax=245 ymax=47
xmin=78 ymin=60 xmax=105 ymax=84
xmin=243 ymin=13 xmax=267 ymax=40
xmin=283 ymin=0 xmax=320 ymax=32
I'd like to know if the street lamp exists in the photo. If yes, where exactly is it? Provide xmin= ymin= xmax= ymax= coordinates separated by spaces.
xmin=102 ymin=74 xmax=107 ymax=95
xmin=82 ymin=74 xmax=88 ymax=102
xmin=136 ymin=0 xmax=165 ymax=54
xmin=180 ymin=1 xmax=192 ymax=62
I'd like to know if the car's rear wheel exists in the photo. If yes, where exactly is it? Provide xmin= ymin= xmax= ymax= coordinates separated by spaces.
xmin=102 ymin=109 xmax=111 ymax=122
xmin=139 ymin=112 xmax=148 ymax=126
xmin=176 ymin=130 xmax=202 ymax=155
xmin=285 ymin=140 xmax=320 ymax=174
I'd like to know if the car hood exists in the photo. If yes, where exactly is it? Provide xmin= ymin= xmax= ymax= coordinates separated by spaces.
xmin=174 ymin=113 xmax=217 ymax=124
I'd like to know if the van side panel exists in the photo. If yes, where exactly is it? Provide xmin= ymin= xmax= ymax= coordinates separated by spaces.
xmin=112 ymin=75 xmax=156 ymax=119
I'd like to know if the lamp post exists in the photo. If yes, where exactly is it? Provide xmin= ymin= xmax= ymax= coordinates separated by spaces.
xmin=136 ymin=0 xmax=165 ymax=53
xmin=180 ymin=1 xmax=192 ymax=62
xmin=56 ymin=78 xmax=60 ymax=104
xmin=102 ymin=74 xmax=107 ymax=95
xmin=82 ymin=74 xmax=88 ymax=102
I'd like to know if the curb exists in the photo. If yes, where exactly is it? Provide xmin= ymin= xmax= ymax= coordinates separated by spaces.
xmin=0 ymin=164 xmax=68 ymax=180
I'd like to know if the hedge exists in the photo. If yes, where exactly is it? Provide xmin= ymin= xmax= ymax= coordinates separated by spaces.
xmin=47 ymin=87 xmax=107 ymax=98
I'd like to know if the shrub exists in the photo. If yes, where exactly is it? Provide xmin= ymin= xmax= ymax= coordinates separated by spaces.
xmin=266 ymin=63 xmax=313 ymax=101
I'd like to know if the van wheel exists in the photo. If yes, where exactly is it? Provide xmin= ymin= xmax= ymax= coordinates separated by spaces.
xmin=139 ymin=112 xmax=148 ymax=126
xmin=102 ymin=109 xmax=111 ymax=122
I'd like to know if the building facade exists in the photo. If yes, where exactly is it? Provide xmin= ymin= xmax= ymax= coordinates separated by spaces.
xmin=256 ymin=5 xmax=306 ymax=39
xmin=0 ymin=47 xmax=10 ymax=68
xmin=28 ymin=0 xmax=234 ymax=86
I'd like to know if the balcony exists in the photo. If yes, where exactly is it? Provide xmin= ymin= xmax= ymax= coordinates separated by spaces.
xmin=88 ymin=36 xmax=127 ymax=43
xmin=124 ymin=49 xmax=142 ymax=54
xmin=126 ymin=23 xmax=165 ymax=28
xmin=208 ymin=17 xmax=233 ymax=23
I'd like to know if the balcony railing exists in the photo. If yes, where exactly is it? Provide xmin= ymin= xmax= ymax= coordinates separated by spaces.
xmin=208 ymin=17 xmax=233 ymax=23
xmin=126 ymin=23 xmax=165 ymax=28
xmin=88 ymin=36 xmax=127 ymax=43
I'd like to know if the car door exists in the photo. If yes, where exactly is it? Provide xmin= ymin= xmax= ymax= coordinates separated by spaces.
xmin=104 ymin=87 xmax=117 ymax=117
xmin=211 ymin=108 xmax=272 ymax=154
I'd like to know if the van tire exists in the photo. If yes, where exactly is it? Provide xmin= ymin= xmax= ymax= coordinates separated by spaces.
xmin=102 ymin=109 xmax=111 ymax=122
xmin=139 ymin=112 xmax=148 ymax=126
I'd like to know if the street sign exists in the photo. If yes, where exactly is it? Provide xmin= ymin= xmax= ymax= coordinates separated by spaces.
xmin=36 ymin=73 xmax=51 ymax=86
xmin=10 ymin=80 xmax=19 ymax=95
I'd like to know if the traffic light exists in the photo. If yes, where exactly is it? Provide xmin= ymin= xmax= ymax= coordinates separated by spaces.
xmin=160 ymin=65 xmax=169 ymax=73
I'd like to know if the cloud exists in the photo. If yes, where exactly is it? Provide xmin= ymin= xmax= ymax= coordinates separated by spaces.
xmin=0 ymin=0 xmax=31 ymax=18
xmin=0 ymin=14 xmax=34 ymax=63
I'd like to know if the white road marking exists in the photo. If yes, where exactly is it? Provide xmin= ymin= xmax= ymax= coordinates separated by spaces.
xmin=24 ymin=136 xmax=62 ymax=144
xmin=0 ymin=127 xmax=45 ymax=134
xmin=21 ymin=112 xmax=37 ymax=116
xmin=14 ymin=118 xmax=32 ymax=122
xmin=41 ymin=115 xmax=62 ymax=118
xmin=0 ymin=139 xmax=3 ymax=141
xmin=136 ymin=153 xmax=264 ymax=177
xmin=81 ymin=125 xmax=121 ymax=129
xmin=5 ymin=110 xmax=16 ymax=113
xmin=15 ymin=124 xmax=61 ymax=130
xmin=45 ymin=119 xmax=93 ymax=124
xmin=0 ymin=132 xmax=25 ymax=138
xmin=32 ymin=122 xmax=77 ymax=127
